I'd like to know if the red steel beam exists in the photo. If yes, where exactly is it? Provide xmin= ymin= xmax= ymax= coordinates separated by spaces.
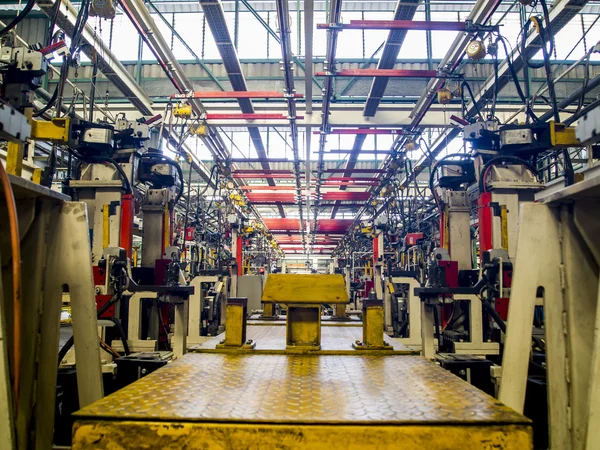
xmin=317 ymin=20 xmax=498 ymax=32
xmin=321 ymin=192 xmax=371 ymax=201
xmin=316 ymin=69 xmax=437 ymax=78
xmin=314 ymin=129 xmax=402 ymax=135
xmin=171 ymin=91 xmax=304 ymax=99
xmin=324 ymin=168 xmax=385 ymax=173
xmin=206 ymin=113 xmax=302 ymax=120
xmin=247 ymin=193 xmax=296 ymax=202
xmin=325 ymin=177 xmax=380 ymax=182
xmin=241 ymin=186 xmax=300 ymax=191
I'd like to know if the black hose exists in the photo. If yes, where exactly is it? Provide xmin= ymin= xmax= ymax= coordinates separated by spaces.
xmin=498 ymin=36 xmax=539 ymax=123
xmin=433 ymin=306 xmax=442 ymax=351
xmin=57 ymin=293 xmax=122 ymax=364
xmin=478 ymin=155 xmax=539 ymax=194
xmin=429 ymin=153 xmax=472 ymax=211
xmin=44 ymin=0 xmax=62 ymax=46
xmin=108 ymin=317 xmax=130 ymax=356
xmin=141 ymin=152 xmax=185 ymax=204
xmin=461 ymin=81 xmax=483 ymax=121
xmin=0 ymin=0 xmax=36 ymax=37
xmin=480 ymin=296 xmax=507 ymax=333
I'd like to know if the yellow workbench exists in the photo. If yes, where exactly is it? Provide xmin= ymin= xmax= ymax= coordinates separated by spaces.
xmin=72 ymin=352 xmax=531 ymax=449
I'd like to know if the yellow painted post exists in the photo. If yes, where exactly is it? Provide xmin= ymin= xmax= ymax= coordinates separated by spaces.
xmin=217 ymin=297 xmax=255 ymax=349
xmin=6 ymin=142 xmax=24 ymax=176
xmin=31 ymin=168 xmax=42 ymax=184
xmin=500 ymin=205 xmax=509 ymax=251
xmin=163 ymin=202 xmax=170 ymax=249
xmin=353 ymin=296 xmax=388 ymax=351
xmin=102 ymin=204 xmax=110 ymax=249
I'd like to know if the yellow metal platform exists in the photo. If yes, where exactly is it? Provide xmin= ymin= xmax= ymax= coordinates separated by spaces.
xmin=72 ymin=353 xmax=531 ymax=449
xmin=262 ymin=273 xmax=349 ymax=303
xmin=189 ymin=324 xmax=413 ymax=354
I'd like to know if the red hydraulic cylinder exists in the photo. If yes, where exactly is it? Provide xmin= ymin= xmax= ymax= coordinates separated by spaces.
xmin=119 ymin=193 xmax=134 ymax=259
xmin=478 ymin=193 xmax=493 ymax=258
xmin=236 ymin=235 xmax=243 ymax=277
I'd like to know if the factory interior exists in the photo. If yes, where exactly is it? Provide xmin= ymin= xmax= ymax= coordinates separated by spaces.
xmin=1 ymin=0 xmax=600 ymax=448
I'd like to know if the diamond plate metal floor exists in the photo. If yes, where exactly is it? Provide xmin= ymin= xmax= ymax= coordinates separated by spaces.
xmin=72 ymin=354 xmax=532 ymax=449
xmin=189 ymin=324 xmax=414 ymax=354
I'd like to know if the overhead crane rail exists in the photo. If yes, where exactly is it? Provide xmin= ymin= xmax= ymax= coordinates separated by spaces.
xmin=317 ymin=19 xmax=500 ymax=32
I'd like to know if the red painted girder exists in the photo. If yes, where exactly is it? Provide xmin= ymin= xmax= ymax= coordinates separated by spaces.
xmin=247 ymin=193 xmax=296 ymax=202
xmin=314 ymin=129 xmax=402 ymax=135
xmin=326 ymin=177 xmax=380 ymax=182
xmin=241 ymin=186 xmax=301 ymax=191
xmin=206 ymin=114 xmax=303 ymax=120
xmin=171 ymin=91 xmax=304 ymax=99
xmin=321 ymin=192 xmax=371 ymax=201
xmin=324 ymin=168 xmax=385 ymax=173
xmin=316 ymin=69 xmax=437 ymax=78
xmin=317 ymin=20 xmax=497 ymax=31
xmin=263 ymin=218 xmax=304 ymax=231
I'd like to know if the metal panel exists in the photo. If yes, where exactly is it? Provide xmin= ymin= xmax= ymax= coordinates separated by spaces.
xmin=262 ymin=274 xmax=349 ymax=303
xmin=237 ymin=276 xmax=263 ymax=312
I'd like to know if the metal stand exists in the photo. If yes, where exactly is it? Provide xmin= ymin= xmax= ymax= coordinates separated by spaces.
xmin=499 ymin=186 xmax=600 ymax=449
xmin=391 ymin=276 xmax=424 ymax=349
xmin=1 ymin=176 xmax=103 ymax=449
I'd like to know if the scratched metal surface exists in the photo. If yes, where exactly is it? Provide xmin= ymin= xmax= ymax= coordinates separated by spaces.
xmin=76 ymin=354 xmax=528 ymax=425
xmin=188 ymin=324 xmax=413 ymax=354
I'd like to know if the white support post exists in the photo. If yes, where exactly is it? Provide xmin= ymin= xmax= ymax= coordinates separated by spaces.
xmin=36 ymin=202 xmax=103 ymax=449
xmin=421 ymin=302 xmax=436 ymax=360
xmin=172 ymin=299 xmax=188 ymax=358
xmin=499 ymin=203 xmax=566 ymax=448
xmin=187 ymin=277 xmax=203 ymax=345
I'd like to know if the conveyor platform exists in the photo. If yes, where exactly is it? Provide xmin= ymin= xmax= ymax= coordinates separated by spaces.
xmin=72 ymin=350 xmax=531 ymax=449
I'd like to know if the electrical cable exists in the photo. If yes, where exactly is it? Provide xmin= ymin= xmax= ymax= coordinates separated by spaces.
xmin=479 ymin=155 xmax=538 ymax=193
xmin=57 ymin=292 xmax=123 ymax=364
xmin=45 ymin=0 xmax=62 ymax=46
xmin=497 ymin=35 xmax=539 ymax=122
xmin=0 ymin=0 xmax=36 ymax=37
xmin=69 ymin=148 xmax=133 ymax=194
xmin=461 ymin=81 xmax=484 ymax=121
xmin=0 ymin=161 xmax=21 ymax=414
xmin=141 ymin=152 xmax=185 ymax=204
xmin=108 ymin=317 xmax=130 ymax=355
xmin=428 ymin=153 xmax=472 ymax=212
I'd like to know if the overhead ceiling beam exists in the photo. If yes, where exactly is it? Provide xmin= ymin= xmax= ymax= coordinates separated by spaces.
xmin=199 ymin=0 xmax=286 ymax=218
xmin=330 ymin=0 xmax=419 ymax=219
